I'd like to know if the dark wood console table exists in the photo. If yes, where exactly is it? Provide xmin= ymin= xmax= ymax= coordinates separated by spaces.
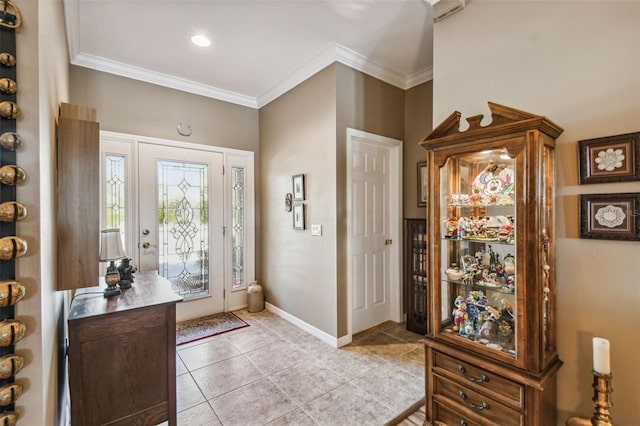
xmin=68 ymin=271 xmax=182 ymax=426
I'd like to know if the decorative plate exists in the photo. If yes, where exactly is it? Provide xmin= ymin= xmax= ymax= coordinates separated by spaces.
xmin=472 ymin=164 xmax=514 ymax=196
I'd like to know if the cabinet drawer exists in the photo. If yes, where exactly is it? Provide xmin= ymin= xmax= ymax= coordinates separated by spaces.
xmin=433 ymin=351 xmax=523 ymax=407
xmin=433 ymin=375 xmax=523 ymax=426
xmin=434 ymin=402 xmax=484 ymax=426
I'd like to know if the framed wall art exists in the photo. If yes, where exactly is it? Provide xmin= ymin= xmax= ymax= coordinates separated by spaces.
xmin=293 ymin=203 xmax=305 ymax=230
xmin=417 ymin=162 xmax=427 ymax=207
xmin=578 ymin=131 xmax=640 ymax=184
xmin=579 ymin=192 xmax=640 ymax=241
xmin=292 ymin=174 xmax=305 ymax=201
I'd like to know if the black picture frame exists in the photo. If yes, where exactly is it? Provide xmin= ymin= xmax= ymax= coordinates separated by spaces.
xmin=578 ymin=131 xmax=640 ymax=184
xmin=293 ymin=203 xmax=305 ymax=230
xmin=417 ymin=162 xmax=427 ymax=207
xmin=292 ymin=174 xmax=305 ymax=201
xmin=579 ymin=192 xmax=640 ymax=240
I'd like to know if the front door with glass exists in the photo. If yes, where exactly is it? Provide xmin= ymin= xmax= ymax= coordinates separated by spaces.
xmin=138 ymin=143 xmax=224 ymax=321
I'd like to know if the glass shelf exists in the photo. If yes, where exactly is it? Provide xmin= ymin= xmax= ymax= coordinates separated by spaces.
xmin=442 ymin=278 xmax=515 ymax=294
xmin=443 ymin=237 xmax=515 ymax=245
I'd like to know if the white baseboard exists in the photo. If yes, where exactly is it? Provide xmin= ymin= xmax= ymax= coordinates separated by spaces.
xmin=265 ymin=302 xmax=352 ymax=348
xmin=228 ymin=303 xmax=248 ymax=312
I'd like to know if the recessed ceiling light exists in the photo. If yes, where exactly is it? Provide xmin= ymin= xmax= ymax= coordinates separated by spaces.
xmin=191 ymin=34 xmax=211 ymax=47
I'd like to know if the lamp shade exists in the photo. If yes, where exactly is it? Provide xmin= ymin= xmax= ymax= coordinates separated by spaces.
xmin=98 ymin=229 xmax=127 ymax=262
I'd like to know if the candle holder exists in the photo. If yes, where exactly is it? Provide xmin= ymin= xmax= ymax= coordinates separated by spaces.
xmin=566 ymin=371 xmax=614 ymax=426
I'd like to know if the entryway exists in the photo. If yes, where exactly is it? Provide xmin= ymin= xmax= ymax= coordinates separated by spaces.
xmin=100 ymin=131 xmax=255 ymax=322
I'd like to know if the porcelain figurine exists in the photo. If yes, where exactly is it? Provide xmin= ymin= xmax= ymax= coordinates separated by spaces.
xmin=452 ymin=295 xmax=468 ymax=333
xmin=446 ymin=216 xmax=458 ymax=237
xmin=445 ymin=263 xmax=464 ymax=281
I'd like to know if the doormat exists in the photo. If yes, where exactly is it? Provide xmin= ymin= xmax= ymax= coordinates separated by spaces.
xmin=176 ymin=312 xmax=249 ymax=346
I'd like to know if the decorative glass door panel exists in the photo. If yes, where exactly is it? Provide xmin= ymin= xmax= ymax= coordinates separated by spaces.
xmin=157 ymin=160 xmax=209 ymax=298
xmin=104 ymin=154 xmax=126 ymax=234
xmin=438 ymin=148 xmax=518 ymax=359
xmin=231 ymin=166 xmax=245 ymax=290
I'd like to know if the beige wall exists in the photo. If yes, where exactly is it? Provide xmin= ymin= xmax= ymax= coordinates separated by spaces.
xmin=260 ymin=64 xmax=430 ymax=338
xmin=13 ymin=1 xmax=71 ymax=425
xmin=335 ymin=64 xmax=406 ymax=336
xmin=259 ymin=65 xmax=338 ymax=335
xmin=403 ymin=81 xmax=433 ymax=219
xmin=433 ymin=2 xmax=640 ymax=423
xmin=69 ymin=66 xmax=259 ymax=152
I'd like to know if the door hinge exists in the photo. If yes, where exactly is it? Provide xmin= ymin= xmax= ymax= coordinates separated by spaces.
xmin=222 ymin=165 xmax=225 ymax=175
xmin=385 ymin=239 xmax=393 ymax=245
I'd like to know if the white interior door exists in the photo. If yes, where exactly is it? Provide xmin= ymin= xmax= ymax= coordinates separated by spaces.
xmin=138 ymin=143 xmax=224 ymax=322
xmin=350 ymin=137 xmax=393 ymax=333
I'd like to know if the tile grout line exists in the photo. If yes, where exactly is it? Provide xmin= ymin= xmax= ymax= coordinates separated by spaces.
xmin=175 ymin=311 xmax=425 ymax=425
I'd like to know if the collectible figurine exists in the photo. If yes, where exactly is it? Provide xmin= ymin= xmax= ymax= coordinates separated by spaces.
xmin=446 ymin=216 xmax=458 ymax=237
xmin=452 ymin=295 xmax=468 ymax=334
xmin=117 ymin=257 xmax=137 ymax=289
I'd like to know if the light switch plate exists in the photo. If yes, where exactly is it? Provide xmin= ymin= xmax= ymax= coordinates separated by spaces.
xmin=311 ymin=224 xmax=322 ymax=236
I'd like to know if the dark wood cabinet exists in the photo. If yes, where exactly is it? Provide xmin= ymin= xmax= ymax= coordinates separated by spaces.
xmin=404 ymin=218 xmax=427 ymax=334
xmin=420 ymin=103 xmax=564 ymax=425
xmin=68 ymin=272 xmax=182 ymax=426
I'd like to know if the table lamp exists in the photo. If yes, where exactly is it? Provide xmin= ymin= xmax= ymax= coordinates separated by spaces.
xmin=99 ymin=228 xmax=127 ymax=297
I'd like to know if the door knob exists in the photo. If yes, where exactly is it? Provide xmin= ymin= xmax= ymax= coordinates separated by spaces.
xmin=142 ymin=242 xmax=150 ymax=249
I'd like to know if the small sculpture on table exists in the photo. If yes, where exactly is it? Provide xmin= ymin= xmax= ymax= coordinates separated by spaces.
xmin=117 ymin=257 xmax=137 ymax=289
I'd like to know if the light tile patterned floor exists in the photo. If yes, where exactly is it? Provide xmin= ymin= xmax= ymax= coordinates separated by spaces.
xmin=170 ymin=309 xmax=425 ymax=426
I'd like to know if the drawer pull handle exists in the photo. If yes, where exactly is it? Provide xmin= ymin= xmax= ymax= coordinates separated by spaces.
xmin=458 ymin=364 xmax=489 ymax=383
xmin=458 ymin=390 xmax=489 ymax=410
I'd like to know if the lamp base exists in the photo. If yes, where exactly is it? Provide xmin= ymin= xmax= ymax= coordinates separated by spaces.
xmin=103 ymin=286 xmax=122 ymax=298
xmin=103 ymin=265 xmax=122 ymax=298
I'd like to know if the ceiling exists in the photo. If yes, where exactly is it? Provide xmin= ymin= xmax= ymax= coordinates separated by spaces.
xmin=63 ymin=0 xmax=433 ymax=109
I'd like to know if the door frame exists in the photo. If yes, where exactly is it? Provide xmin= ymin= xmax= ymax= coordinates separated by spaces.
xmin=346 ymin=128 xmax=403 ymax=339
xmin=99 ymin=130 xmax=255 ymax=319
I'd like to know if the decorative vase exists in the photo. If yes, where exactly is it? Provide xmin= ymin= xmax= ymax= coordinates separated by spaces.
xmin=445 ymin=264 xmax=464 ymax=281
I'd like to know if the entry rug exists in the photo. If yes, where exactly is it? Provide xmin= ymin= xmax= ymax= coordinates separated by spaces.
xmin=176 ymin=312 xmax=249 ymax=346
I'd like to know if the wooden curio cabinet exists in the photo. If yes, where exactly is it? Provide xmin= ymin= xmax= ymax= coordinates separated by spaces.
xmin=420 ymin=102 xmax=564 ymax=425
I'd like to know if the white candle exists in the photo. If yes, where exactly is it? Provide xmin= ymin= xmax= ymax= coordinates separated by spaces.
xmin=592 ymin=337 xmax=611 ymax=375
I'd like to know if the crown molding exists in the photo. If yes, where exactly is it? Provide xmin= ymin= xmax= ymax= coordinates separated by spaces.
xmin=335 ymin=44 xmax=407 ymax=89
xmin=256 ymin=44 xmax=338 ymax=108
xmin=405 ymin=66 xmax=433 ymax=89
xmin=71 ymin=53 xmax=259 ymax=108
xmin=64 ymin=1 xmax=433 ymax=109
xmin=257 ymin=44 xmax=433 ymax=107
